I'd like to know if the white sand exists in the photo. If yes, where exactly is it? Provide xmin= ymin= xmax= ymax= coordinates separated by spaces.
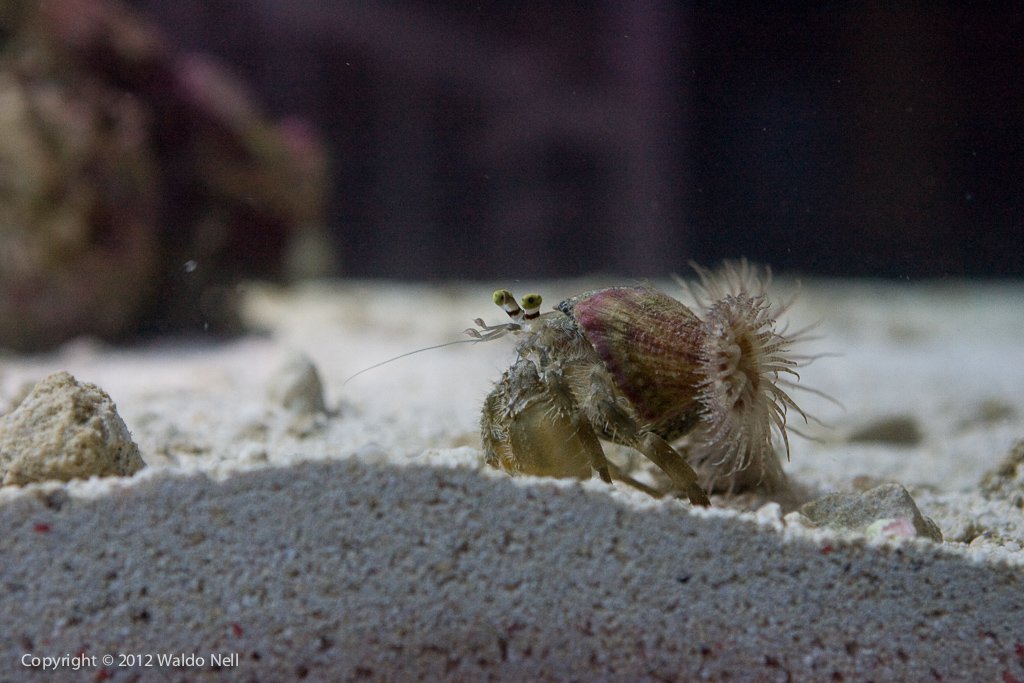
xmin=2 ymin=277 xmax=1023 ymax=680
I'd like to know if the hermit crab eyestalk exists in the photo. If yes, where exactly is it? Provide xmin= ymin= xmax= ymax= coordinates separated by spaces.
xmin=492 ymin=290 xmax=544 ymax=325
xmin=493 ymin=289 xmax=524 ymax=321
xmin=493 ymin=288 xmax=516 ymax=308
xmin=520 ymin=293 xmax=543 ymax=320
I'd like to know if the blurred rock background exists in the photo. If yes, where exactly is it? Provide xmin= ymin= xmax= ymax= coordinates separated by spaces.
xmin=2 ymin=1 xmax=1021 ymax=350
xmin=0 ymin=0 xmax=329 ymax=351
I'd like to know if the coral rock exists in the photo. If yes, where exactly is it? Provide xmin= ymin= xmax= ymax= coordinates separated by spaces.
xmin=0 ymin=371 xmax=144 ymax=485
xmin=980 ymin=439 xmax=1024 ymax=508
xmin=798 ymin=483 xmax=943 ymax=542
xmin=0 ymin=0 xmax=329 ymax=351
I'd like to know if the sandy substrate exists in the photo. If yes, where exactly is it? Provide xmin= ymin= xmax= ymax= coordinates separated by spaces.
xmin=1 ymin=277 xmax=1023 ymax=681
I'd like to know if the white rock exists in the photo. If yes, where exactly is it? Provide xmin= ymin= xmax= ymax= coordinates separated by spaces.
xmin=266 ymin=352 xmax=327 ymax=416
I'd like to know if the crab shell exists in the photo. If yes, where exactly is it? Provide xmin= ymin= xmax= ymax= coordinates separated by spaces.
xmin=557 ymin=286 xmax=707 ymax=441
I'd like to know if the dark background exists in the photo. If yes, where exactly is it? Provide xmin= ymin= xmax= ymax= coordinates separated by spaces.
xmin=133 ymin=1 xmax=1024 ymax=280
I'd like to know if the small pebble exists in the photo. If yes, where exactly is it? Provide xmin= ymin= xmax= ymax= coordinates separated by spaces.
xmin=979 ymin=439 xmax=1024 ymax=505
xmin=267 ymin=353 xmax=327 ymax=417
xmin=798 ymin=483 xmax=943 ymax=542
xmin=865 ymin=517 xmax=917 ymax=540
xmin=754 ymin=502 xmax=784 ymax=530
xmin=848 ymin=415 xmax=923 ymax=446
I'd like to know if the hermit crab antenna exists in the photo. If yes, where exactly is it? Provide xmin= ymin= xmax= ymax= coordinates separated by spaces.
xmin=347 ymin=289 xmax=544 ymax=384
xmin=342 ymin=337 xmax=479 ymax=384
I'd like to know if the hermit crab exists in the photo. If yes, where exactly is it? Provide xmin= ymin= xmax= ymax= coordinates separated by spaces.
xmin=468 ymin=261 xmax=814 ymax=505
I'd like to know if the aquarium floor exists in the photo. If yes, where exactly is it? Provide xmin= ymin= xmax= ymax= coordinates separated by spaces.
xmin=2 ymin=277 xmax=1023 ymax=681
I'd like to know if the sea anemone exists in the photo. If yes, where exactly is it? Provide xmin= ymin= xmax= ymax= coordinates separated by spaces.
xmin=680 ymin=260 xmax=815 ymax=493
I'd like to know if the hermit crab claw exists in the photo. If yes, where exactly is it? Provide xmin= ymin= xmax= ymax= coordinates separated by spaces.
xmin=482 ymin=360 xmax=613 ymax=482
xmin=482 ymin=358 xmax=711 ymax=506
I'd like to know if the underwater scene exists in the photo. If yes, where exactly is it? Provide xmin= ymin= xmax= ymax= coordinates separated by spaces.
xmin=1 ymin=3 xmax=1023 ymax=681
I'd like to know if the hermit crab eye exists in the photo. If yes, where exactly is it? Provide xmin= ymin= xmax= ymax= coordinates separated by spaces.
xmin=521 ymin=293 xmax=543 ymax=320
xmin=521 ymin=293 xmax=542 ymax=309
xmin=493 ymin=290 xmax=524 ymax=320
